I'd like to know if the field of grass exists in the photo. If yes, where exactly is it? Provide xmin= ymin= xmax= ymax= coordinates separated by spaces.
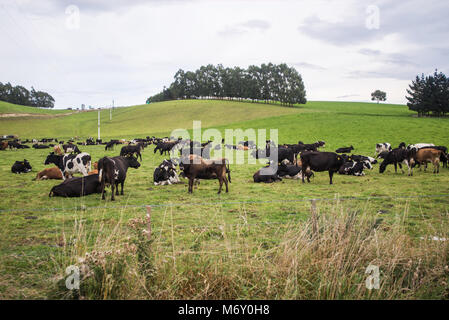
xmin=1 ymin=99 xmax=448 ymax=299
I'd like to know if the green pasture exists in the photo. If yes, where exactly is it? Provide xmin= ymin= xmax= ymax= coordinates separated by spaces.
xmin=0 ymin=99 xmax=448 ymax=299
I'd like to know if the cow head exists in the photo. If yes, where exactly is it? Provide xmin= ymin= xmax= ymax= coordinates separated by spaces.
xmin=45 ymin=152 xmax=61 ymax=165
xmin=126 ymin=156 xmax=141 ymax=169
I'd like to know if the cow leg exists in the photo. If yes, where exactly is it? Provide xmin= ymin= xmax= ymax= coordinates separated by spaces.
xmin=121 ymin=181 xmax=124 ymax=195
xmin=101 ymin=184 xmax=106 ymax=200
xmin=111 ymin=184 xmax=115 ymax=201
xmin=224 ymin=177 xmax=229 ymax=193
xmin=218 ymin=178 xmax=223 ymax=194
xmin=394 ymin=162 xmax=397 ymax=173
xmin=115 ymin=182 xmax=120 ymax=195
xmin=188 ymin=178 xmax=193 ymax=193
xmin=329 ymin=170 xmax=334 ymax=184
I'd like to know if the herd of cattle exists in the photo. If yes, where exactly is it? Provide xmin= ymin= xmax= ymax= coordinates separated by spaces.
xmin=1 ymin=135 xmax=448 ymax=199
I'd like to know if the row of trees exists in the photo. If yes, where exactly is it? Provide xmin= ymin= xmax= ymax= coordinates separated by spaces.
xmin=406 ymin=70 xmax=449 ymax=117
xmin=147 ymin=63 xmax=307 ymax=106
xmin=0 ymin=82 xmax=55 ymax=108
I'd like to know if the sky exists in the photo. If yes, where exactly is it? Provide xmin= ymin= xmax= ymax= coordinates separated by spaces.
xmin=1 ymin=0 xmax=448 ymax=109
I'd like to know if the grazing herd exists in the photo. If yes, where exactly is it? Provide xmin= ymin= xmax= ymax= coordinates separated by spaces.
xmin=1 ymin=134 xmax=448 ymax=198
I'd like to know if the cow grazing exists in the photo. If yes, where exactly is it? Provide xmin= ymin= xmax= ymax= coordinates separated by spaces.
xmin=379 ymin=148 xmax=411 ymax=175
xmin=120 ymin=145 xmax=142 ymax=160
xmin=44 ymin=152 xmax=92 ymax=180
xmin=153 ymin=159 xmax=181 ymax=185
xmin=49 ymin=174 xmax=102 ymax=198
xmin=11 ymin=159 xmax=32 ymax=174
xmin=33 ymin=167 xmax=63 ymax=180
xmin=336 ymin=146 xmax=354 ymax=153
xmin=409 ymin=148 xmax=442 ymax=175
xmin=179 ymin=155 xmax=231 ymax=194
xmin=98 ymin=156 xmax=141 ymax=200
xmin=154 ymin=141 xmax=178 ymax=156
xmin=300 ymin=152 xmax=347 ymax=184
xmin=375 ymin=143 xmax=392 ymax=156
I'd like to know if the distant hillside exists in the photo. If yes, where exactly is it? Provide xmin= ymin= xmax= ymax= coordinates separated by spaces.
xmin=0 ymin=100 xmax=70 ymax=115
xmin=0 ymin=99 xmax=411 ymax=139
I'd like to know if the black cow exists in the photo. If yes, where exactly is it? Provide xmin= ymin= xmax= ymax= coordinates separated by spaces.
xmin=8 ymin=141 xmax=29 ymax=149
xmin=379 ymin=148 xmax=411 ymax=175
xmin=120 ymin=145 xmax=142 ymax=161
xmin=277 ymin=161 xmax=313 ymax=180
xmin=98 ymin=156 xmax=141 ymax=200
xmin=11 ymin=159 xmax=32 ymax=174
xmin=105 ymin=141 xmax=116 ymax=151
xmin=154 ymin=141 xmax=178 ymax=156
xmin=300 ymin=151 xmax=347 ymax=184
xmin=49 ymin=174 xmax=102 ymax=197
xmin=253 ymin=165 xmax=282 ymax=183
xmin=336 ymin=146 xmax=354 ymax=153
xmin=33 ymin=144 xmax=50 ymax=149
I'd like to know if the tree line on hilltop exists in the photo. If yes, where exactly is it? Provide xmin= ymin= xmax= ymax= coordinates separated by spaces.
xmin=0 ymin=82 xmax=55 ymax=108
xmin=406 ymin=69 xmax=449 ymax=117
xmin=146 ymin=63 xmax=307 ymax=107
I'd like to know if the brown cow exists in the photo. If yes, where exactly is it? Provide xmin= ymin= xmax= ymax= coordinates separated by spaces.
xmin=179 ymin=155 xmax=231 ymax=194
xmin=33 ymin=167 xmax=63 ymax=180
xmin=54 ymin=145 xmax=63 ymax=155
xmin=0 ymin=141 xmax=8 ymax=150
xmin=409 ymin=148 xmax=442 ymax=175
xmin=88 ymin=162 xmax=99 ymax=175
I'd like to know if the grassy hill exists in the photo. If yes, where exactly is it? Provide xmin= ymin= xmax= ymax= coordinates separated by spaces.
xmin=0 ymin=100 xmax=71 ymax=115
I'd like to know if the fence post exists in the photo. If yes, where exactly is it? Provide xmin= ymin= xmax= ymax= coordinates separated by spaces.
xmin=310 ymin=199 xmax=318 ymax=238
xmin=146 ymin=205 xmax=152 ymax=240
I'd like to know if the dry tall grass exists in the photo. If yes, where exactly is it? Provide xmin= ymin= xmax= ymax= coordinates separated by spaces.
xmin=49 ymin=202 xmax=449 ymax=299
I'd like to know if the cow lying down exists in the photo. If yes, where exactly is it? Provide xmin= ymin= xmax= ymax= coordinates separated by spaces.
xmin=49 ymin=174 xmax=102 ymax=197
xmin=338 ymin=160 xmax=372 ymax=176
xmin=11 ymin=159 xmax=32 ymax=174
xmin=154 ymin=159 xmax=181 ymax=185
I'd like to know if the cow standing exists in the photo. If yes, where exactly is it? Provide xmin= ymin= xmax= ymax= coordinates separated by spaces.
xmin=98 ymin=156 xmax=141 ymax=200
xmin=300 ymin=152 xmax=347 ymax=184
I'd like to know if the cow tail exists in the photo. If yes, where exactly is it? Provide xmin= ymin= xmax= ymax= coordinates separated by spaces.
xmin=98 ymin=157 xmax=105 ymax=182
xmin=226 ymin=160 xmax=231 ymax=183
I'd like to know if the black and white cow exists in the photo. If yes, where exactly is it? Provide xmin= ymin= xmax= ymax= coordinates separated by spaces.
xmin=277 ymin=160 xmax=314 ymax=180
xmin=11 ymin=159 xmax=32 ymax=174
xmin=379 ymin=148 xmax=412 ymax=175
xmin=63 ymin=144 xmax=81 ymax=154
xmin=98 ymin=156 xmax=141 ymax=200
xmin=338 ymin=160 xmax=372 ymax=176
xmin=375 ymin=143 xmax=392 ymax=156
xmin=44 ymin=152 xmax=91 ymax=180
xmin=406 ymin=143 xmax=435 ymax=152
xmin=153 ymin=159 xmax=181 ymax=185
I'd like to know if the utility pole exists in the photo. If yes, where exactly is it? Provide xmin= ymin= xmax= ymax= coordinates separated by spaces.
xmin=110 ymin=99 xmax=114 ymax=121
xmin=98 ymin=109 xmax=101 ymax=140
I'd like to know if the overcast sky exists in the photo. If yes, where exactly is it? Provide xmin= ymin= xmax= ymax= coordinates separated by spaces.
xmin=1 ymin=0 xmax=448 ymax=108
